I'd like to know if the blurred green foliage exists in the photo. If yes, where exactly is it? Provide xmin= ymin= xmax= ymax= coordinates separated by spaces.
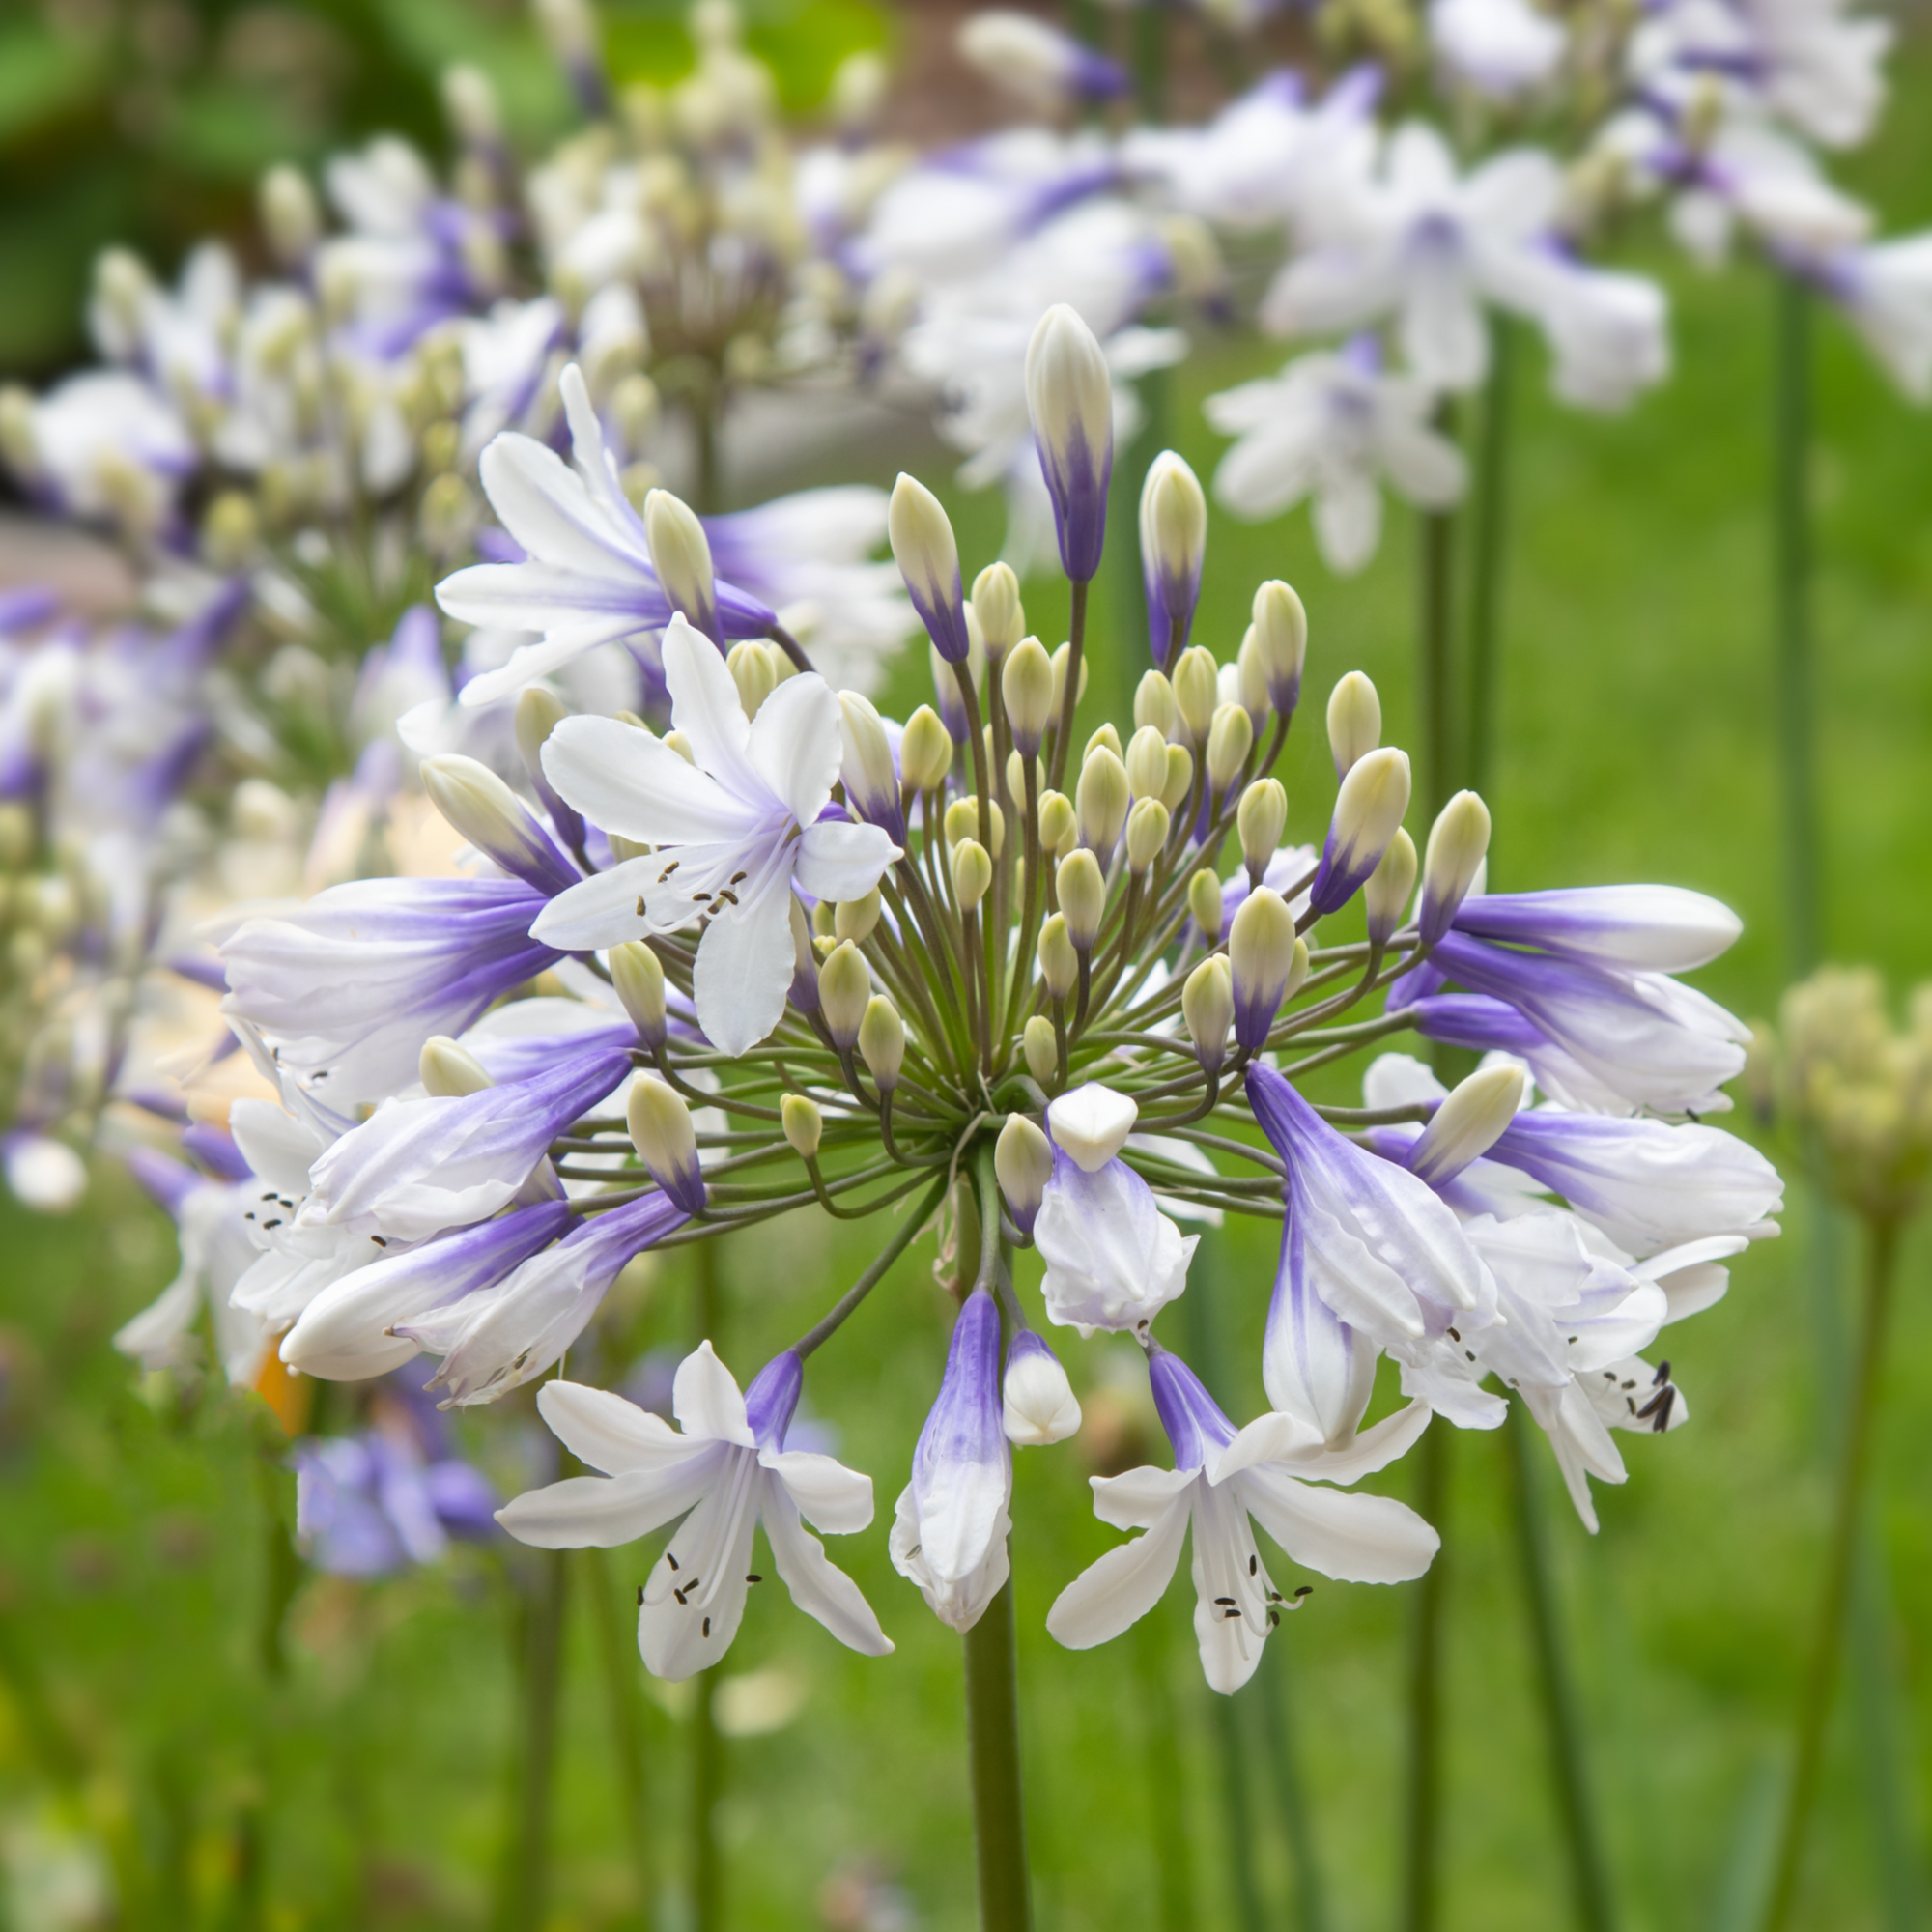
xmin=0 ymin=0 xmax=888 ymax=378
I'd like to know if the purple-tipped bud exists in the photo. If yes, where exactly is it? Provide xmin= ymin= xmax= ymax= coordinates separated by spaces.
xmin=1139 ymin=451 xmax=1208 ymax=668
xmin=1308 ymin=748 xmax=1411 ymax=916
xmin=745 ymin=1349 xmax=805 ymax=1453
xmin=890 ymin=475 xmax=973 ymax=664
xmin=1002 ymin=1329 xmax=1082 ymax=1444
xmin=1025 ymin=305 xmax=1113 ymax=582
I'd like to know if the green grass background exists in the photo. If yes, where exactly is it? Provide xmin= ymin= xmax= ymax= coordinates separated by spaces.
xmin=5 ymin=26 xmax=1932 ymax=1932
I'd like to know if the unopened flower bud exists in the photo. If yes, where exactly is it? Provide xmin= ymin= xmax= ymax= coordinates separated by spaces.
xmin=1310 ymin=747 xmax=1412 ymax=917
xmin=421 ymin=753 xmax=573 ymax=895
xmin=818 ymin=941 xmax=871 ymax=1047
xmin=1134 ymin=669 xmax=1178 ymax=739
xmin=442 ymin=63 xmax=503 ymax=147
xmin=1037 ymin=913 xmax=1079 ymax=998
xmin=1182 ymin=956 xmax=1235 ymax=1076
xmin=260 ymin=165 xmax=321 ymax=266
xmin=643 ymin=488 xmax=719 ymax=641
xmin=972 ymin=560 xmax=1025 ymax=657
xmin=1161 ymin=745 xmax=1194 ymax=813
xmin=1025 ymin=304 xmax=1113 ymax=581
xmin=201 ymin=491 xmax=258 ymax=572
xmin=1237 ymin=778 xmax=1287 ymax=882
xmin=1230 ymin=889 xmax=1305 ymax=1049
xmin=838 ymin=691 xmax=903 ymax=841
xmin=1002 ymin=636 xmax=1055 ymax=754
xmin=788 ymin=896 xmax=818 ymax=1010
xmin=781 ymin=1093 xmax=824 ymax=1159
xmin=1022 ymin=1014 xmax=1059 ymax=1086
xmin=1236 ymin=625 xmax=1269 ymax=729
xmin=725 ymin=639 xmax=776 ymax=717
xmin=1006 ymin=749 xmax=1044 ymax=809
xmin=996 ymin=1113 xmax=1055 ymax=1236
xmin=1206 ymin=702 xmax=1254 ymax=795
xmin=420 ymin=1035 xmax=493 ymax=1097
xmin=1125 ymin=797 xmax=1169 ymax=875
xmin=1187 ymin=867 xmax=1224 ymax=941
xmin=1124 ymin=725 xmax=1169 ymax=802
xmin=1139 ymin=450 xmax=1208 ymax=668
xmin=952 ymin=838 xmax=993 ymax=911
xmin=611 ymin=940 xmax=668 ymax=1049
xmin=628 ymin=1075 xmax=706 ymax=1214
xmin=1082 ymin=724 xmax=1122 ymax=764
xmin=1326 ymin=671 xmax=1380 ymax=776
xmin=1049 ymin=639 xmax=1088 ymax=725
xmin=1252 ymin=580 xmax=1307 ymax=719
xmin=1003 ymin=1329 xmax=1082 ymax=1444
xmin=890 ymin=472 xmax=971 ymax=663
xmin=944 ymin=795 xmax=1005 ymax=860
xmin=859 ymin=995 xmax=905 ymax=1091
xmin=1172 ymin=646 xmax=1219 ymax=745
xmin=1037 ymin=790 xmax=1076 ymax=857
xmin=1076 ymin=746 xmax=1129 ymax=859
xmin=1407 ymin=1063 xmax=1526 ymax=1188
xmin=1420 ymin=790 xmax=1492 ymax=944
xmin=1364 ymin=827 xmax=1418 ymax=949
xmin=836 ymin=886 xmax=883 ymax=944
xmin=1048 ymin=1082 xmax=1137 ymax=1172
xmin=898 ymin=705 xmax=953 ymax=794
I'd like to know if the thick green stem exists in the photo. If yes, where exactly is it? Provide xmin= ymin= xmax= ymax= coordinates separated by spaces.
xmin=1772 ymin=273 xmax=1822 ymax=980
xmin=585 ymin=1546 xmax=656 ymax=1926
xmin=964 ymin=1577 xmax=1033 ymax=1930
xmin=1465 ymin=325 xmax=1514 ymax=806
xmin=1504 ymin=1407 xmax=1617 ymax=1932
xmin=1401 ymin=1424 xmax=1450 ymax=1932
xmin=1763 ymin=1217 xmax=1901 ymax=1932
xmin=497 ymin=1548 xmax=569 ymax=1932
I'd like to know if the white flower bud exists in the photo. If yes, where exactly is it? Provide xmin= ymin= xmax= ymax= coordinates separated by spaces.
xmin=1251 ymin=580 xmax=1307 ymax=717
xmin=1161 ymin=745 xmax=1194 ymax=813
xmin=1025 ymin=304 xmax=1113 ymax=581
xmin=628 ymin=1075 xmax=703 ymax=1211
xmin=1206 ymin=702 xmax=1254 ymax=795
xmin=898 ymin=705 xmax=953 ymax=793
xmin=420 ymin=1035 xmax=493 ymax=1098
xmin=1006 ymin=749 xmax=1044 ymax=810
xmin=1236 ymin=624 xmax=1269 ymax=728
xmin=442 ymin=64 xmax=502 ymax=147
xmin=1230 ymin=889 xmax=1304 ymax=1049
xmin=1326 ymin=671 xmax=1380 ymax=777
xmin=1124 ymin=797 xmax=1170 ymax=875
xmin=1037 ymin=913 xmax=1079 ymax=999
xmin=952 ymin=838 xmax=993 ymax=911
xmin=1171 ymin=647 xmax=1220 ymax=747
xmin=1124 ymin=725 xmax=1170 ymax=802
xmin=260 ymin=165 xmax=321 ymax=266
xmin=514 ymin=684 xmax=569 ymax=779
xmin=1237 ymin=778 xmax=1287 ymax=882
xmin=1182 ymin=956 xmax=1235 ymax=1076
xmin=1003 ymin=1332 xmax=1082 ymax=1446
xmin=782 ymin=1093 xmax=824 ymax=1159
xmin=1364 ymin=827 xmax=1418 ymax=949
xmin=1139 ymin=450 xmax=1208 ymax=663
xmin=996 ymin=1112 xmax=1056 ymax=1233
xmin=1320 ymin=748 xmax=1412 ymax=907
xmin=1048 ymin=639 xmax=1087 ymax=724
xmin=1001 ymin=636 xmax=1055 ymax=754
xmin=1047 ymin=1082 xmax=1137 ymax=1172
xmin=972 ymin=560 xmax=1025 ymax=657
xmin=1133 ymin=671 xmax=1177 ymax=739
xmin=1037 ymin=790 xmax=1076 ymax=858
xmin=890 ymin=473 xmax=971 ymax=663
xmin=838 ymin=691 xmax=901 ymax=835
xmin=859 ymin=995 xmax=905 ymax=1091
xmin=725 ymin=639 xmax=776 ymax=718
xmin=835 ymin=886 xmax=882 ymax=944
xmin=643 ymin=487 xmax=718 ymax=640
xmin=1407 ymin=1063 xmax=1526 ymax=1188
xmin=944 ymin=796 xmax=1004 ymax=860
xmin=1084 ymin=723 xmax=1123 ymax=763
xmin=818 ymin=941 xmax=871 ymax=1047
xmin=420 ymin=754 xmax=565 ymax=890
xmin=1420 ymin=790 xmax=1492 ymax=944
xmin=1187 ymin=867 xmax=1224 ymax=941
xmin=1022 ymin=1015 xmax=1059 ymax=1086
xmin=1075 ymin=746 xmax=1129 ymax=858
xmin=611 ymin=940 xmax=668 ymax=1049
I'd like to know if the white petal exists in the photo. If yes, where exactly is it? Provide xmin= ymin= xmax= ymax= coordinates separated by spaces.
xmin=1278 ymin=1398 xmax=1434 ymax=1485
xmin=765 ymin=1448 xmax=875 ymax=1535
xmin=746 ymin=672 xmax=842 ymax=827
xmin=792 ymin=818 xmax=900 ymax=904
xmin=1090 ymin=1464 xmax=1199 ymax=1532
xmin=1314 ymin=470 xmax=1384 ymax=574
xmin=663 ymin=615 xmax=758 ymax=793
xmin=638 ymin=1476 xmax=759 ymax=1679
xmin=1237 ymin=1466 xmax=1440 ymax=1583
xmin=692 ymin=869 xmax=796 ymax=1056
xmin=763 ymin=1478 xmax=895 ymax=1657
xmin=542 ymin=715 xmax=760 ymax=844
xmin=1209 ymin=1409 xmax=1323 ymax=1483
xmin=537 ymin=1379 xmax=697 ymax=1474
xmin=479 ymin=434 xmax=644 ymax=578
xmin=671 ymin=1339 xmax=754 ymax=1445
xmin=1046 ymin=1498 xmax=1192 ymax=1650
xmin=529 ymin=857 xmax=660 ymax=952
xmin=497 ymin=1456 xmax=720 ymax=1548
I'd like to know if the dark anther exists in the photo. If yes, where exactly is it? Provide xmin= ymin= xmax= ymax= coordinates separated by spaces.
xmin=746 ymin=1574 xmax=762 ymax=1584
xmin=1568 ymin=1336 xmax=1579 ymax=1346
xmin=371 ymin=1235 xmax=387 ymax=1247
xmin=1214 ymin=1596 xmax=1236 ymax=1606
xmin=1650 ymin=1387 xmax=1676 ymax=1432
xmin=1268 ymin=1609 xmax=1281 ymax=1628
xmin=1248 ymin=1555 xmax=1258 ymax=1577
xmin=729 ymin=870 xmax=747 ymax=885
xmin=658 ymin=860 xmax=680 ymax=880
xmin=1223 ymin=1607 xmax=1241 ymax=1620
xmin=1293 ymin=1585 xmax=1313 ymax=1599
xmin=693 ymin=891 xmax=713 ymax=903
xmin=667 ymin=1553 xmax=679 ymax=1570
xmin=262 ymin=1218 xmax=282 ymax=1230
xmin=1464 ymin=1350 xmax=1476 ymax=1362
xmin=1635 ymin=1385 xmax=1671 ymax=1423
xmin=1653 ymin=1360 xmax=1671 ymax=1385
xmin=636 ymin=895 xmax=647 ymax=917
xmin=637 ymin=1586 xmax=645 ymax=1606
xmin=673 ymin=1587 xmax=688 ymax=1605
xmin=702 ymin=1617 xmax=712 ymax=1637
xmin=714 ymin=890 xmax=738 ymax=907
xmin=1447 ymin=1326 xmax=1461 ymax=1342
xmin=1621 ymin=1378 xmax=1636 ymax=1389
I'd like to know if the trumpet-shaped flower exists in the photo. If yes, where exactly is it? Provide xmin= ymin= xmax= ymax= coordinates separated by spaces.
xmin=532 ymin=615 xmax=900 ymax=1054
xmin=497 ymin=1347 xmax=893 ymax=1678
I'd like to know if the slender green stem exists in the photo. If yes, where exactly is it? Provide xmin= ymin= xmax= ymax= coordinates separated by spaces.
xmin=1504 ymin=1406 xmax=1617 ymax=1932
xmin=1417 ymin=406 xmax=1461 ymax=821
xmin=496 ymin=1547 xmax=569 ymax=1932
xmin=964 ymin=1576 xmax=1034 ymax=1931
xmin=1772 ymin=272 xmax=1822 ymax=980
xmin=1763 ymin=1217 xmax=1902 ymax=1932
xmin=1466 ymin=322 xmax=1515 ymax=806
xmin=1401 ymin=1423 xmax=1450 ymax=1932
xmin=691 ymin=1238 xmax=724 ymax=1932
xmin=584 ymin=1547 xmax=655 ymax=1927
xmin=1048 ymin=579 xmax=1090 ymax=795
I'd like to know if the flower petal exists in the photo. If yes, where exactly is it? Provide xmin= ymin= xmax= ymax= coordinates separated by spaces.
xmin=792 ymin=818 xmax=900 ymax=905
xmin=746 ymin=672 xmax=842 ymax=826
xmin=1236 ymin=1465 xmax=1439 ymax=1583
xmin=496 ymin=1455 xmax=720 ymax=1548
xmin=538 ymin=1379 xmax=698 ymax=1475
xmin=764 ymin=1448 xmax=875 ymax=1536
xmin=671 ymin=1340 xmax=755 ymax=1445
xmin=542 ymin=715 xmax=760 ymax=845
xmin=1046 ymin=1496 xmax=1192 ymax=1650
xmin=1089 ymin=1464 xmax=1199 ymax=1532
xmin=762 ymin=1478 xmax=895 ymax=1657
xmin=692 ymin=867 xmax=796 ymax=1057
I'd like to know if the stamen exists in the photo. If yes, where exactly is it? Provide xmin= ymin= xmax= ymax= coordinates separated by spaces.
xmin=703 ymin=1617 xmax=712 ymax=1637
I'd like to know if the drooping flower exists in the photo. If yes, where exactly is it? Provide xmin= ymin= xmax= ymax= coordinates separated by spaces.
xmin=497 ymin=1347 xmax=893 ymax=1678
